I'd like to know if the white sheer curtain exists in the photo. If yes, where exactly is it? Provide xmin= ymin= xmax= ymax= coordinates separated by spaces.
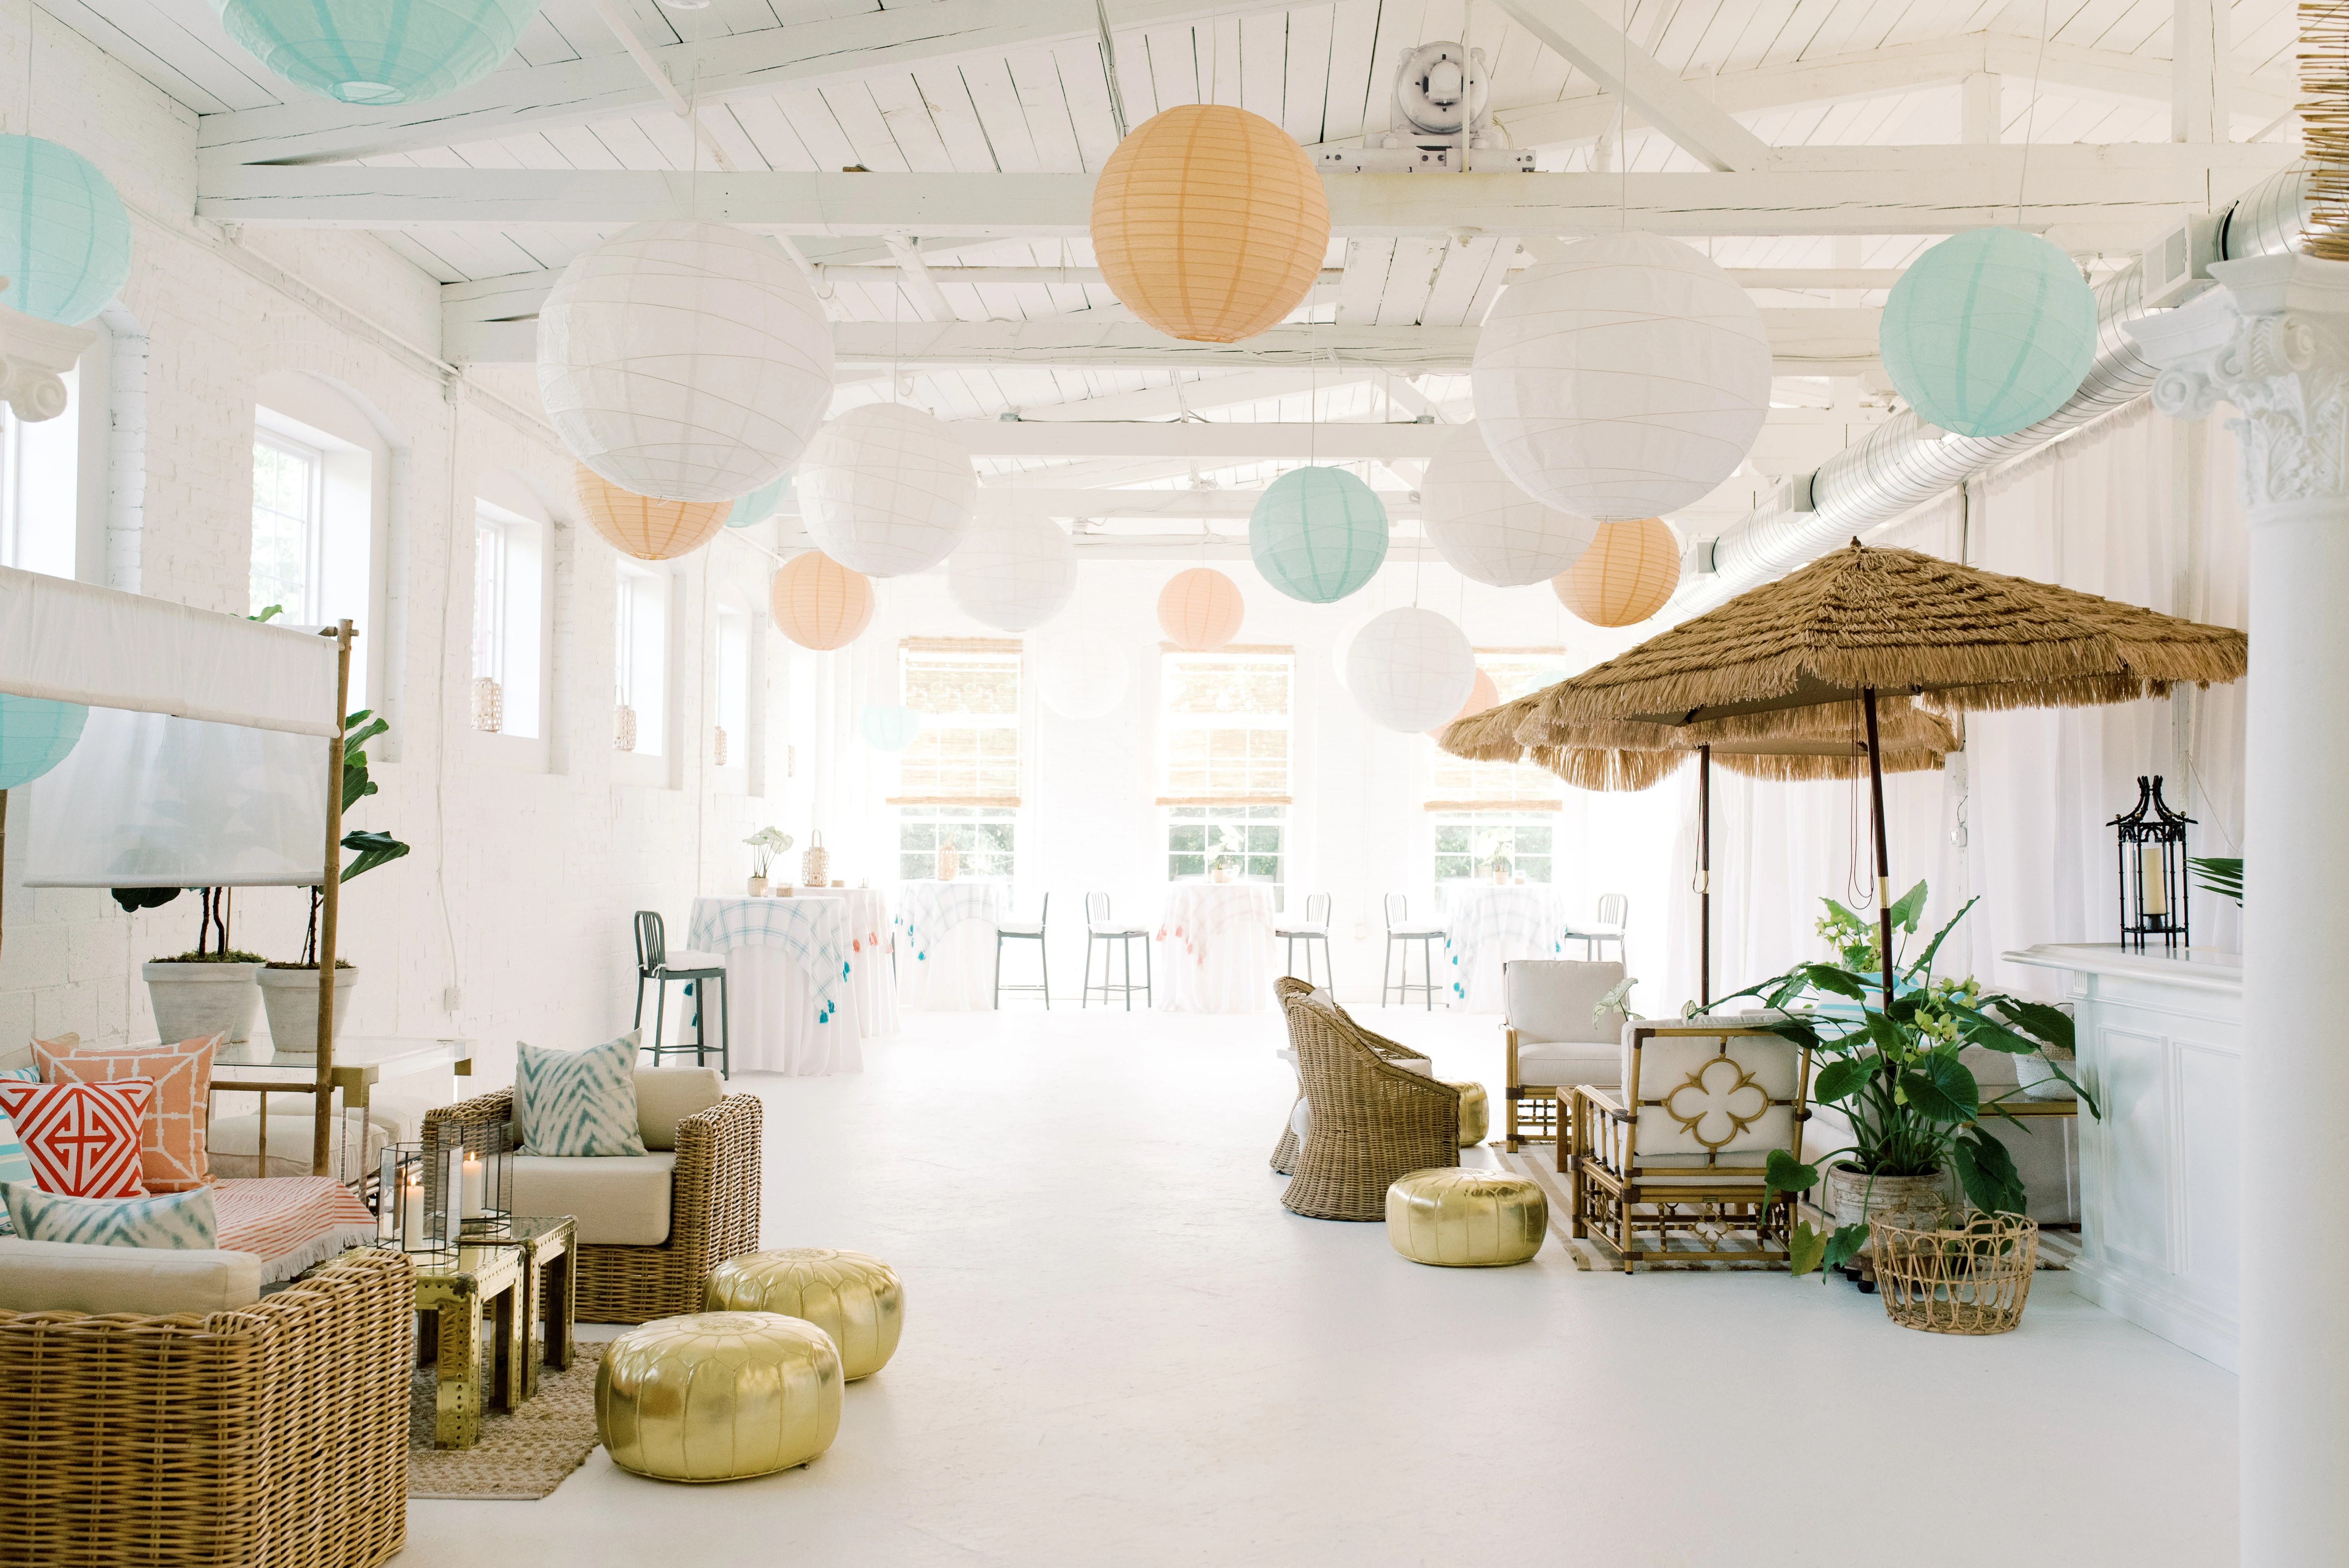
xmin=1652 ymin=400 xmax=2248 ymax=1011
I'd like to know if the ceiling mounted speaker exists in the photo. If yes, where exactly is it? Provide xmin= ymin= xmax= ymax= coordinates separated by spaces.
xmin=1472 ymin=231 xmax=1772 ymax=520
xmin=538 ymin=221 xmax=833 ymax=503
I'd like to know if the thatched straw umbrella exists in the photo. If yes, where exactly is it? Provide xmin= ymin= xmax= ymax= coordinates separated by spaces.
xmin=1440 ymin=542 xmax=2247 ymax=1003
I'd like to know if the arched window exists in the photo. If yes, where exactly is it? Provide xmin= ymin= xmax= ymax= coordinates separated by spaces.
xmin=251 ymin=372 xmax=393 ymax=708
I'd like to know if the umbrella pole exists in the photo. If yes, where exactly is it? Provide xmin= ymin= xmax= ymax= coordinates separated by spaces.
xmin=1698 ymin=744 xmax=1711 ymax=1008
xmin=1861 ymin=688 xmax=1895 ymax=1003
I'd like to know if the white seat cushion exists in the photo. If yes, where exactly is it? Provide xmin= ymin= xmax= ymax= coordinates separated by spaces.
xmin=658 ymin=948 xmax=727 ymax=972
xmin=1089 ymin=923 xmax=1147 ymax=936
xmin=510 ymin=1152 xmax=676 ymax=1245
xmin=1505 ymin=959 xmax=1627 ymax=1044
xmin=997 ymin=920 xmax=1045 ymax=936
xmin=1388 ymin=925 xmax=1447 ymax=938
xmin=1274 ymin=922 xmax=1328 ymax=937
xmin=634 ymin=1068 xmax=726 ymax=1151
xmin=1515 ymin=1039 xmax=1620 ymax=1090
xmin=0 ymin=1238 xmax=263 ymax=1315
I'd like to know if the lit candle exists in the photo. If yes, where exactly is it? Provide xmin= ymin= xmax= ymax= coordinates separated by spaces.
xmin=2141 ymin=843 xmax=2168 ymax=918
xmin=461 ymin=1154 xmax=485 ymax=1219
xmin=400 ymin=1176 xmax=426 ymax=1250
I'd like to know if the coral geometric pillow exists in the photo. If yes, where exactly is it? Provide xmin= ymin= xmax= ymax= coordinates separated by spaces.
xmin=0 ymin=1079 xmax=153 ymax=1197
xmin=35 ymin=1034 xmax=220 ymax=1193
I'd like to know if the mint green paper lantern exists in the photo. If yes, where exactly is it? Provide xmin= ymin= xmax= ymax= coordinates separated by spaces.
xmin=859 ymin=704 xmax=921 ymax=752
xmin=212 ymin=0 xmax=546 ymax=106
xmin=1879 ymin=229 xmax=2097 ymax=439
xmin=0 ymin=693 xmax=88 ymax=791
xmin=728 ymin=474 xmax=791 ymax=529
xmin=0 ymin=136 xmax=132 ymax=326
xmin=1249 ymin=467 xmax=1388 ymax=604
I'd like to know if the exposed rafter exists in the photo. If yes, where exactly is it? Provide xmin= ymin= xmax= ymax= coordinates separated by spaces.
xmin=1486 ymin=0 xmax=1770 ymax=171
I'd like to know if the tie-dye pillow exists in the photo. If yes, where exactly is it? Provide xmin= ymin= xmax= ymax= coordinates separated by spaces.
xmin=2 ymin=1181 xmax=219 ymax=1249
xmin=514 ymin=1032 xmax=648 ymax=1157
xmin=0 ymin=1115 xmax=31 ymax=1235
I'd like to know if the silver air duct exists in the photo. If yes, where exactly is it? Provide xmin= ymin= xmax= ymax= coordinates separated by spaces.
xmin=1680 ymin=167 xmax=2315 ymax=612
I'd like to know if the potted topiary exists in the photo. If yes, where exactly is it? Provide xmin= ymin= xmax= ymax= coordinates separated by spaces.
xmin=1488 ymin=854 xmax=1513 ymax=886
xmin=259 ymin=710 xmax=408 ymax=1060
xmin=1715 ymin=882 xmax=2099 ymax=1283
xmin=133 ymin=887 xmax=264 ymax=1043
xmin=743 ymin=827 xmax=793 ymax=895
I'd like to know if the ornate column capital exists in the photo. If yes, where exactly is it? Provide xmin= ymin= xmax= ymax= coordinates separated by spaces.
xmin=0 ymin=301 xmax=95 ymax=425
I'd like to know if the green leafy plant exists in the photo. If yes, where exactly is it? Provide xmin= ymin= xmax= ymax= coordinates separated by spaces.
xmin=1714 ymin=883 xmax=2097 ymax=1279
xmin=743 ymin=827 xmax=794 ymax=878
xmin=1596 ymin=975 xmax=1637 ymax=1025
xmin=289 ymin=710 xmax=411 ymax=967
xmin=2189 ymin=856 xmax=2242 ymax=906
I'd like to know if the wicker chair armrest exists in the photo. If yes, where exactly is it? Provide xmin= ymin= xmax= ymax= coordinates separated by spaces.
xmin=423 ymin=1087 xmax=517 ymax=1137
xmin=669 ymin=1093 xmax=763 ymax=1269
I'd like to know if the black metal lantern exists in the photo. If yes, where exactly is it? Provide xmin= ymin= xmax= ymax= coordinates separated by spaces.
xmin=2109 ymin=775 xmax=2194 ymax=953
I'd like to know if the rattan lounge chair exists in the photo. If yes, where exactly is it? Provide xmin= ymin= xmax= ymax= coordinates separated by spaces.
xmin=1279 ymin=984 xmax=1461 ymax=1220
xmin=0 ymin=1247 xmax=413 ymax=1568
xmin=1269 ymin=977 xmax=1433 ymax=1175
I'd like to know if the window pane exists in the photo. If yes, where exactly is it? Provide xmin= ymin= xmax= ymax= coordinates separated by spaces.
xmin=250 ymin=440 xmax=315 ymax=618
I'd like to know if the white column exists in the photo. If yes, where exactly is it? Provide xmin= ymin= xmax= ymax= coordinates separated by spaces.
xmin=2127 ymin=253 xmax=2349 ymax=1568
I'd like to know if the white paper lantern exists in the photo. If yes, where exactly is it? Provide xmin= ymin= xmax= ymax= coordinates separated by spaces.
xmin=1344 ymin=607 xmax=1476 ymax=733
xmin=1421 ymin=426 xmax=1599 ymax=586
xmin=1472 ymin=231 xmax=1772 ymax=520
xmin=947 ymin=514 xmax=1078 ymax=631
xmin=1034 ymin=630 xmax=1130 ymax=720
xmin=798 ymin=404 xmax=977 ymax=577
xmin=537 ymin=222 xmax=834 ymax=503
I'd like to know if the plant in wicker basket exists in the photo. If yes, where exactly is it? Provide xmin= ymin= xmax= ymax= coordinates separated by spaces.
xmin=1714 ymin=882 xmax=2098 ymax=1279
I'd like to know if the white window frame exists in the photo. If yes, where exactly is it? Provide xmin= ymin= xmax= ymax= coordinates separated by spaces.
xmin=0 ymin=365 xmax=81 ymax=581
xmin=614 ymin=563 xmax=672 ymax=777
xmin=714 ymin=605 xmax=751 ymax=779
xmin=252 ymin=390 xmax=387 ymax=715
xmin=250 ymin=427 xmax=326 ymax=623
xmin=896 ymin=805 xmax=1018 ymax=884
xmin=470 ymin=498 xmax=545 ymax=744
xmin=1158 ymin=649 xmax=1293 ymax=900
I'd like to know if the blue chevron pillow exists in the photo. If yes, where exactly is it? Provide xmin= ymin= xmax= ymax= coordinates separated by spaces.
xmin=2 ymin=1180 xmax=219 ymax=1249
xmin=515 ymin=1032 xmax=648 ymax=1157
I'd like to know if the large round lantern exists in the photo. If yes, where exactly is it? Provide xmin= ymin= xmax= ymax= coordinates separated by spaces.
xmin=770 ymin=550 xmax=874 ymax=652
xmin=1426 ymin=668 xmax=1498 ymax=739
xmin=538 ymin=222 xmax=833 ymax=503
xmin=213 ymin=0 xmax=543 ymax=104
xmin=0 ymin=693 xmax=88 ymax=790
xmin=1034 ymin=630 xmax=1129 ymax=720
xmin=797 ymin=404 xmax=976 ymax=578
xmin=0 ymin=136 xmax=132 ymax=325
xmin=1250 ymin=467 xmax=1388 ymax=604
xmin=1090 ymin=105 xmax=1329 ymax=344
xmin=1344 ymin=608 xmax=1476 ymax=733
xmin=727 ymin=473 xmax=790 ymax=529
xmin=946 ymin=514 xmax=1077 ymax=631
xmin=1158 ymin=567 xmax=1245 ymax=652
xmin=859 ymin=704 xmax=922 ymax=751
xmin=574 ymin=465 xmax=728 ymax=561
xmin=1879 ymin=228 xmax=2098 ymax=438
xmin=1553 ymin=517 xmax=1680 ymax=627
xmin=1473 ymin=230 xmax=1772 ymax=520
xmin=1421 ymin=426 xmax=1598 ymax=586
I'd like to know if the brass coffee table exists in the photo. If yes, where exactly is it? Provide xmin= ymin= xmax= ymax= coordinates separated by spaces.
xmin=410 ymin=1215 xmax=578 ymax=1448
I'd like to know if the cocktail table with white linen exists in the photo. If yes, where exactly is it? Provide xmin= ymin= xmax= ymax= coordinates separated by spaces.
xmin=796 ymin=886 xmax=900 ymax=1035
xmin=688 ymin=896 xmax=864 ymax=1076
xmin=895 ymin=881 xmax=1007 ymax=1011
xmin=1155 ymin=883 xmax=1277 ymax=1013
xmin=1443 ymin=884 xmax=1564 ymax=1013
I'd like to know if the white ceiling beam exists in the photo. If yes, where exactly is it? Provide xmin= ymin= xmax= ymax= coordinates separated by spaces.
xmin=1485 ymin=0 xmax=1770 ymax=172
xmin=444 ymin=307 xmax=1881 ymax=369
xmin=213 ymin=143 xmax=2298 ymax=248
xmin=194 ymin=0 xmax=1273 ymax=170
xmin=2173 ymin=0 xmax=2228 ymax=146
xmin=956 ymin=422 xmax=1457 ymax=457
xmin=805 ymin=488 xmax=1426 ymax=521
xmin=1003 ymin=370 xmax=1341 ymax=422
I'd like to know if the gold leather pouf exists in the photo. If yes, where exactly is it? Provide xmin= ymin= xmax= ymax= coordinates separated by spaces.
xmin=597 ymin=1312 xmax=842 ymax=1482
xmin=1443 ymin=1081 xmax=1489 ymax=1146
xmin=703 ymin=1248 xmax=904 ymax=1380
xmin=1386 ymin=1167 xmax=1548 ymax=1267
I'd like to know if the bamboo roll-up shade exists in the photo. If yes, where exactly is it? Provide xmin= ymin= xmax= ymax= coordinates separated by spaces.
xmin=1157 ymin=795 xmax=1294 ymax=806
xmin=887 ymin=795 xmax=1021 ymax=808
xmin=1422 ymin=799 xmax=1564 ymax=813
xmin=901 ymin=636 xmax=1023 ymax=652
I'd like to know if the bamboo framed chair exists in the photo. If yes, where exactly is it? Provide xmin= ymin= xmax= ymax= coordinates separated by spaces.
xmin=1500 ymin=958 xmax=1627 ymax=1151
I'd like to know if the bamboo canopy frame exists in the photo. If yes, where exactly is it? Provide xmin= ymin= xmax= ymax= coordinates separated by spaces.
xmin=1439 ymin=543 xmax=2249 ymax=1003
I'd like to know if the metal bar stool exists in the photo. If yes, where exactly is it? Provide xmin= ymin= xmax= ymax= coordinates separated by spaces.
xmin=1568 ymin=893 xmax=1629 ymax=963
xmin=1380 ymin=893 xmax=1445 ymax=1011
xmin=995 ymin=893 xmax=1050 ymax=1009
xmin=1082 ymin=892 xmax=1152 ymax=1009
xmin=1275 ymin=892 xmax=1334 ymax=988
xmin=633 ymin=910 xmax=730 ymax=1075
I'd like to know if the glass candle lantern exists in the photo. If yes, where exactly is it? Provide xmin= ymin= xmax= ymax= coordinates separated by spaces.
xmin=430 ymin=1119 xmax=512 ymax=1242
xmin=2109 ymin=774 xmax=2194 ymax=953
xmin=376 ymin=1142 xmax=461 ymax=1265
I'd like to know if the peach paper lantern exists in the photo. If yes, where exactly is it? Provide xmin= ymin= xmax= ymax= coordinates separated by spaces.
xmin=1427 ymin=668 xmax=1499 ymax=738
xmin=1091 ymin=105 xmax=1330 ymax=344
xmin=1158 ymin=567 xmax=1245 ymax=652
xmin=770 ymin=549 xmax=874 ymax=651
xmin=574 ymin=464 xmax=729 ymax=561
xmin=1552 ymin=517 xmax=1681 ymax=628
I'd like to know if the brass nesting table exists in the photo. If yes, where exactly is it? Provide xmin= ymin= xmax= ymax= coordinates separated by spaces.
xmin=411 ymin=1214 xmax=577 ymax=1448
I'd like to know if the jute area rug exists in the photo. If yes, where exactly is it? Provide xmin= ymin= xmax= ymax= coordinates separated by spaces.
xmin=407 ymin=1342 xmax=607 ymax=1500
xmin=1492 ymin=1147 xmax=2080 ymax=1274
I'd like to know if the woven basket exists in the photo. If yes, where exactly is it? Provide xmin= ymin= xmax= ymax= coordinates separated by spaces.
xmin=800 ymin=830 xmax=828 ymax=888
xmin=1870 ymin=1212 xmax=2040 ymax=1336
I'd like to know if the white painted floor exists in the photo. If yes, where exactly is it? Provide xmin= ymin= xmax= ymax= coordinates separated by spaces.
xmin=397 ymin=1004 xmax=2238 ymax=1567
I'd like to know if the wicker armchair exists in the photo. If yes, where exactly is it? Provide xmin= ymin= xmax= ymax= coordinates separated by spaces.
xmin=1269 ymin=977 xmax=1432 ymax=1175
xmin=1279 ymin=986 xmax=1461 ymax=1220
xmin=424 ymin=1087 xmax=762 ymax=1323
xmin=0 ymin=1247 xmax=412 ymax=1568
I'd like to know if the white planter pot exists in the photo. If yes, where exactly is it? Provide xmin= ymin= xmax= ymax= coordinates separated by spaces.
xmin=141 ymin=961 xmax=261 ymax=1043
xmin=1823 ymin=1163 xmax=1955 ymax=1257
xmin=255 ymin=966 xmax=359 ymax=1061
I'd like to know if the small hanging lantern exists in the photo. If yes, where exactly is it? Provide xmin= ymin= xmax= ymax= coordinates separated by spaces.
xmin=2109 ymin=775 xmax=2194 ymax=953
